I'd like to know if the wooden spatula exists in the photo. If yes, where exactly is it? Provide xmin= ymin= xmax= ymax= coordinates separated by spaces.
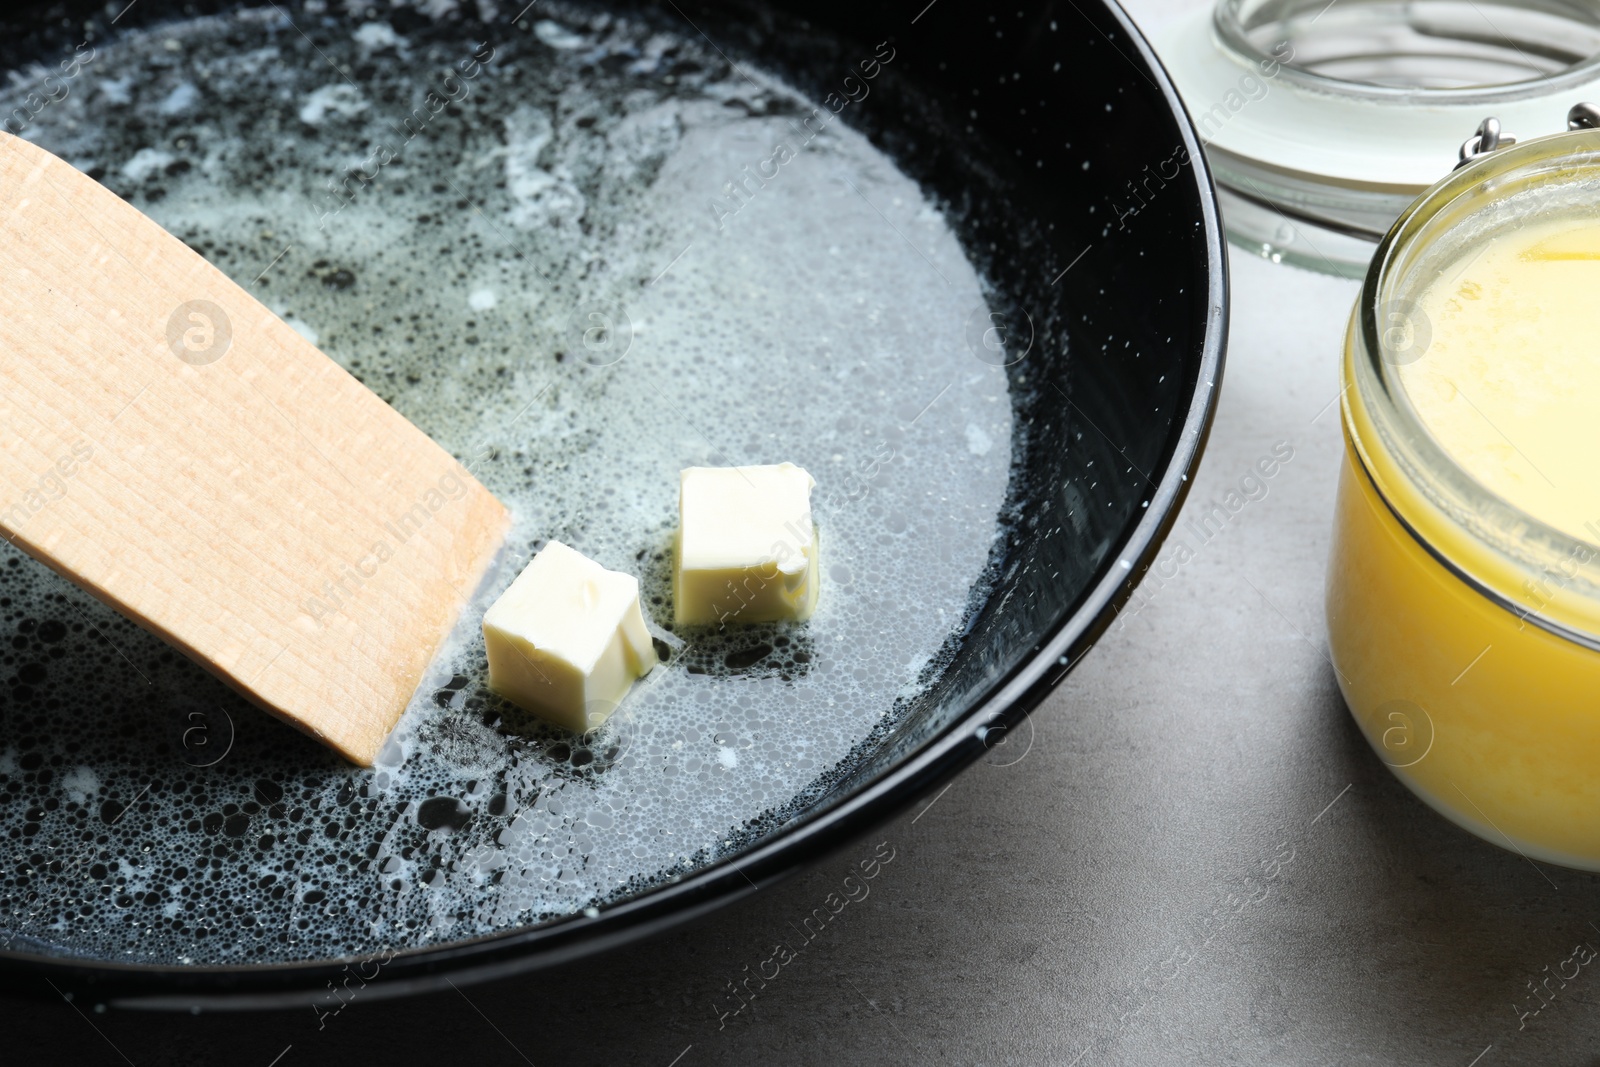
xmin=0 ymin=132 xmax=510 ymax=766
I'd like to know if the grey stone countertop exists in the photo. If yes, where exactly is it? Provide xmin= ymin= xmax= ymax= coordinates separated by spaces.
xmin=15 ymin=1 xmax=1600 ymax=1063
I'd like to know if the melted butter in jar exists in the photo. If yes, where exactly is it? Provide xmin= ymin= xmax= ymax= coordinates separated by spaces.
xmin=1402 ymin=219 xmax=1600 ymax=542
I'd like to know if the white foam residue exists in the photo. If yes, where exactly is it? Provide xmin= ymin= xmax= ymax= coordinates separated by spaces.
xmin=62 ymin=766 xmax=100 ymax=805
xmin=158 ymin=82 xmax=199 ymax=115
xmin=503 ymin=104 xmax=586 ymax=231
xmin=353 ymin=21 xmax=405 ymax=54
xmin=628 ymin=32 xmax=676 ymax=75
xmin=99 ymin=76 xmax=133 ymax=105
xmin=601 ymin=99 xmax=683 ymax=185
xmin=298 ymin=83 xmax=368 ymax=125
xmin=120 ymin=147 xmax=174 ymax=181
xmin=534 ymin=20 xmax=588 ymax=50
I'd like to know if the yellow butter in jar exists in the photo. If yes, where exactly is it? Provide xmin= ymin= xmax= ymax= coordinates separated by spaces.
xmin=1403 ymin=222 xmax=1600 ymax=537
xmin=1330 ymin=128 xmax=1600 ymax=870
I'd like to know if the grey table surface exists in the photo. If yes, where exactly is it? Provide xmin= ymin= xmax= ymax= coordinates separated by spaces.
xmin=15 ymin=1 xmax=1600 ymax=1064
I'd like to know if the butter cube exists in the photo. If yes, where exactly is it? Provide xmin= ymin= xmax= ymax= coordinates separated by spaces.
xmin=674 ymin=463 xmax=819 ymax=626
xmin=482 ymin=540 xmax=656 ymax=733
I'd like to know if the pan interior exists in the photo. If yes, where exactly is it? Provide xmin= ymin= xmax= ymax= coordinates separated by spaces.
xmin=0 ymin=2 xmax=1022 ymax=965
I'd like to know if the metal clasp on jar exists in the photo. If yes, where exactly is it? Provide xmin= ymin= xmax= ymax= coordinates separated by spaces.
xmin=1457 ymin=103 xmax=1600 ymax=170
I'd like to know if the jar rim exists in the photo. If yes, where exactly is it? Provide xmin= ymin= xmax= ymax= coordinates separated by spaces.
xmin=1350 ymin=129 xmax=1600 ymax=638
xmin=1215 ymin=0 xmax=1600 ymax=104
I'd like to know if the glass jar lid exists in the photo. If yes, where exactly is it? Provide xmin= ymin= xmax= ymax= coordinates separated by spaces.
xmin=1159 ymin=0 xmax=1600 ymax=275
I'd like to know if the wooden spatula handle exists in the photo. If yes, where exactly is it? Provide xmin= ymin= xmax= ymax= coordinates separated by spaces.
xmin=0 ymin=132 xmax=509 ymax=765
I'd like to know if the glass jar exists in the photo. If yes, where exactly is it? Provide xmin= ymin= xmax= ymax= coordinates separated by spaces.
xmin=1329 ymin=128 xmax=1600 ymax=869
xmin=1159 ymin=0 xmax=1600 ymax=275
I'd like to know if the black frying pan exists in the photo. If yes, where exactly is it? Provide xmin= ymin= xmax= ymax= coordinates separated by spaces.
xmin=0 ymin=0 xmax=1224 ymax=1006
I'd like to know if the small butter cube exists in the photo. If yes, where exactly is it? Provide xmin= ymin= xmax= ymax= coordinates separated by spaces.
xmin=482 ymin=540 xmax=656 ymax=733
xmin=674 ymin=463 xmax=819 ymax=626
